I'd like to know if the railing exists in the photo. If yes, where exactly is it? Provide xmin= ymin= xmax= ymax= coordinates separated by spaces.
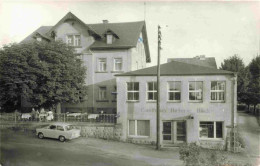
xmin=0 ymin=113 xmax=117 ymax=124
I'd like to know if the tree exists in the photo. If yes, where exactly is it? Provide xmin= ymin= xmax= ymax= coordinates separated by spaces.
xmin=220 ymin=55 xmax=248 ymax=103
xmin=0 ymin=41 xmax=87 ymax=112
xmin=247 ymin=55 xmax=260 ymax=114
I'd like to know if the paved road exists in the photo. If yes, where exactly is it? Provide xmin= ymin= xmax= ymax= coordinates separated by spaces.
xmin=237 ymin=111 xmax=260 ymax=166
xmin=0 ymin=130 xmax=152 ymax=166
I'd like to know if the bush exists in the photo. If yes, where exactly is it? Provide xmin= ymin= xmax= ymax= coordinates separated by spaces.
xmin=179 ymin=143 xmax=227 ymax=166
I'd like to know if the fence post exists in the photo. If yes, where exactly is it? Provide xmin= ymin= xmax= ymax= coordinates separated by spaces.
xmin=64 ymin=113 xmax=65 ymax=122
xmin=14 ymin=112 xmax=16 ymax=124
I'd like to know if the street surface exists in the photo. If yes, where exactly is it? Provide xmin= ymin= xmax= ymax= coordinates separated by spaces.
xmin=237 ymin=111 xmax=260 ymax=166
xmin=0 ymin=129 xmax=182 ymax=166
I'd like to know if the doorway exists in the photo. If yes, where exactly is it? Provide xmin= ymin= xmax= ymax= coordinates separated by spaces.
xmin=162 ymin=121 xmax=186 ymax=144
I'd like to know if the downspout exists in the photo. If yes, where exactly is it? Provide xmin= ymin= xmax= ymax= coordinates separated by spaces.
xmin=231 ymin=73 xmax=237 ymax=151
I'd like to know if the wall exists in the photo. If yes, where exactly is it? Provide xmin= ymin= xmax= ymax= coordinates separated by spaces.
xmin=116 ymin=74 xmax=236 ymax=146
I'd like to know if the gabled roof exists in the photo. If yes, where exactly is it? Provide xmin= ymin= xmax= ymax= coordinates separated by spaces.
xmin=46 ymin=12 xmax=100 ymax=38
xmin=116 ymin=60 xmax=234 ymax=76
xmin=168 ymin=56 xmax=217 ymax=69
xmin=21 ymin=26 xmax=52 ymax=43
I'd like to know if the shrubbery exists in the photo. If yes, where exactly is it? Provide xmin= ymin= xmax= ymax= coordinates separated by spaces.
xmin=179 ymin=143 xmax=251 ymax=166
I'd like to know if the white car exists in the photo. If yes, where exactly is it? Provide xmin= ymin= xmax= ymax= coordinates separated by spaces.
xmin=36 ymin=122 xmax=81 ymax=142
xmin=21 ymin=113 xmax=32 ymax=120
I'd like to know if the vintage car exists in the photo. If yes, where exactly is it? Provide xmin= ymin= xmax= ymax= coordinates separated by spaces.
xmin=36 ymin=122 xmax=81 ymax=142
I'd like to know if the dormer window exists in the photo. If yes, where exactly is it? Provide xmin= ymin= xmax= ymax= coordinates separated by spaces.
xmin=107 ymin=34 xmax=113 ymax=44
xmin=36 ymin=37 xmax=42 ymax=41
xmin=66 ymin=34 xmax=81 ymax=47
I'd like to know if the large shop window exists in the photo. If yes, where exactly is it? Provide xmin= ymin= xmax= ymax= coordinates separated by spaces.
xmin=98 ymin=58 xmax=107 ymax=72
xmin=211 ymin=81 xmax=225 ymax=102
xmin=127 ymin=82 xmax=139 ymax=101
xmin=199 ymin=121 xmax=223 ymax=139
xmin=98 ymin=87 xmax=107 ymax=100
xmin=189 ymin=81 xmax=203 ymax=101
xmin=147 ymin=82 xmax=157 ymax=101
xmin=168 ymin=81 xmax=181 ymax=101
xmin=129 ymin=120 xmax=150 ymax=137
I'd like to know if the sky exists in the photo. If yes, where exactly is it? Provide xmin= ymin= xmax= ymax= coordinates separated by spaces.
xmin=0 ymin=0 xmax=259 ymax=68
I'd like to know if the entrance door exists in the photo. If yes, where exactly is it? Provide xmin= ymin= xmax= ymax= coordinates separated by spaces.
xmin=163 ymin=121 xmax=186 ymax=144
xmin=175 ymin=121 xmax=186 ymax=143
xmin=162 ymin=121 xmax=172 ymax=143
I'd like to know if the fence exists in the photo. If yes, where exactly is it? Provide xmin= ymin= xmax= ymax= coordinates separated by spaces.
xmin=0 ymin=113 xmax=117 ymax=124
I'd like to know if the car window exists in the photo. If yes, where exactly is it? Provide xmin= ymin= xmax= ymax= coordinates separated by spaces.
xmin=57 ymin=126 xmax=64 ymax=131
xmin=65 ymin=125 xmax=73 ymax=131
xmin=49 ymin=125 xmax=56 ymax=130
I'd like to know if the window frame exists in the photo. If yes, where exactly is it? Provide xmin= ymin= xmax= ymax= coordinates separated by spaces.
xmin=189 ymin=81 xmax=203 ymax=102
xmin=98 ymin=86 xmax=107 ymax=100
xmin=127 ymin=82 xmax=139 ymax=101
xmin=167 ymin=81 xmax=181 ymax=102
xmin=66 ymin=34 xmax=81 ymax=47
xmin=114 ymin=58 xmax=123 ymax=71
xmin=199 ymin=121 xmax=223 ymax=140
xmin=147 ymin=82 xmax=157 ymax=101
xmin=98 ymin=58 xmax=107 ymax=72
xmin=128 ymin=120 xmax=150 ymax=138
xmin=210 ymin=81 xmax=225 ymax=102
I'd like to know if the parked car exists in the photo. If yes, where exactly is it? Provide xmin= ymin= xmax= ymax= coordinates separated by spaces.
xmin=21 ymin=113 xmax=32 ymax=121
xmin=36 ymin=122 xmax=81 ymax=142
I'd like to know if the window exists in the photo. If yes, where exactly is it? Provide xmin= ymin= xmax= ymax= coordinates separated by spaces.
xmin=74 ymin=35 xmax=81 ymax=46
xmin=114 ymin=58 xmax=122 ymax=71
xmin=199 ymin=121 xmax=223 ymax=139
xmin=36 ymin=37 xmax=42 ymax=41
xmin=49 ymin=125 xmax=56 ymax=130
xmin=147 ymin=82 xmax=157 ymax=101
xmin=98 ymin=58 xmax=107 ymax=72
xmin=168 ymin=81 xmax=181 ymax=101
xmin=66 ymin=35 xmax=81 ymax=46
xmin=107 ymin=34 xmax=113 ymax=44
xmin=57 ymin=126 xmax=64 ymax=131
xmin=99 ymin=87 xmax=107 ymax=100
xmin=189 ymin=81 xmax=203 ymax=101
xmin=211 ymin=81 xmax=225 ymax=101
xmin=129 ymin=120 xmax=150 ymax=137
xmin=127 ymin=82 xmax=139 ymax=101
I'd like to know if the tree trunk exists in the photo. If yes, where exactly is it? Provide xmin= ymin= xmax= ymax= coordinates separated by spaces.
xmin=253 ymin=105 xmax=256 ymax=115
xmin=56 ymin=103 xmax=61 ymax=114
xmin=247 ymin=104 xmax=250 ymax=113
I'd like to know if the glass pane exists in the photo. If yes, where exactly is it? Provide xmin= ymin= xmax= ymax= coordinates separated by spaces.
xmin=211 ymin=81 xmax=217 ymax=90
xmin=127 ymin=83 xmax=133 ymax=91
xmin=189 ymin=92 xmax=196 ymax=100
xmin=197 ymin=82 xmax=203 ymax=91
xmin=200 ymin=122 xmax=214 ymax=138
xmin=163 ymin=122 xmax=171 ymax=134
xmin=134 ymin=92 xmax=139 ymax=100
xmin=196 ymin=92 xmax=202 ymax=100
xmin=129 ymin=120 xmax=135 ymax=135
xmin=154 ymin=92 xmax=157 ymax=100
xmin=128 ymin=92 xmax=133 ymax=100
xmin=134 ymin=83 xmax=139 ymax=91
xmin=216 ymin=122 xmax=223 ymax=138
xmin=189 ymin=82 xmax=195 ymax=90
xmin=168 ymin=82 xmax=174 ymax=91
xmin=218 ymin=82 xmax=225 ymax=90
xmin=175 ymin=82 xmax=181 ymax=90
xmin=169 ymin=92 xmax=174 ymax=100
xmin=148 ymin=92 xmax=153 ymax=100
xmin=163 ymin=135 xmax=171 ymax=140
xmin=137 ymin=120 xmax=150 ymax=136
xmin=148 ymin=82 xmax=153 ymax=90
xmin=175 ymin=92 xmax=181 ymax=100
xmin=154 ymin=82 xmax=157 ymax=90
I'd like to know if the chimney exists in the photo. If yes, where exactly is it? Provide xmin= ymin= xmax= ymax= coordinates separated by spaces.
xmin=103 ymin=20 xmax=109 ymax=24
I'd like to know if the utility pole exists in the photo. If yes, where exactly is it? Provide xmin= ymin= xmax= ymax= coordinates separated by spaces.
xmin=156 ymin=25 xmax=162 ymax=150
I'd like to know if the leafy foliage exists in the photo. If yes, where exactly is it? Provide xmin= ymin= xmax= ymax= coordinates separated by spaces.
xmin=0 ymin=41 xmax=87 ymax=112
xmin=220 ymin=55 xmax=248 ymax=103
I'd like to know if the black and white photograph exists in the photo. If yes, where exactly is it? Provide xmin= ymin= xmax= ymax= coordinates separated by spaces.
xmin=0 ymin=0 xmax=259 ymax=166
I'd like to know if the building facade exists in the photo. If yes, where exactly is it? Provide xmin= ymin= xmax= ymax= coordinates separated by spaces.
xmin=22 ymin=12 xmax=151 ymax=113
xmin=116 ymin=61 xmax=237 ymax=148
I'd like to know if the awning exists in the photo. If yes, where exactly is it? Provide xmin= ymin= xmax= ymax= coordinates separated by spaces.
xmin=172 ymin=115 xmax=194 ymax=121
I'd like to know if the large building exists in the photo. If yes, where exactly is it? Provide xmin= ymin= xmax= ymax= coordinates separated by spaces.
xmin=22 ymin=12 xmax=151 ymax=113
xmin=115 ymin=60 xmax=237 ymax=148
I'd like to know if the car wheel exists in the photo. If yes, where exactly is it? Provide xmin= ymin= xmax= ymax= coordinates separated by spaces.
xmin=38 ymin=133 xmax=44 ymax=139
xmin=59 ymin=136 xmax=65 ymax=142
